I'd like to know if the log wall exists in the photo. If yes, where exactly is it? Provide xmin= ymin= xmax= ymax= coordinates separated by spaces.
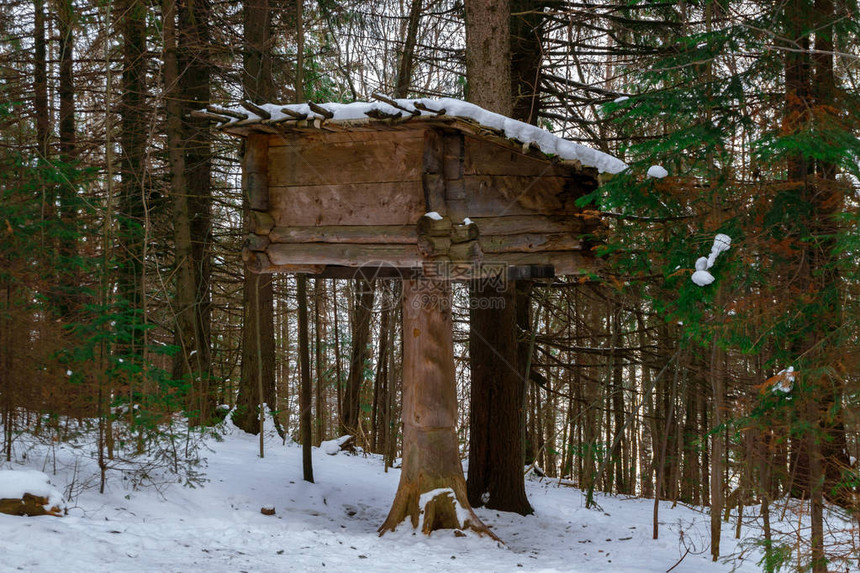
xmin=241 ymin=124 xmax=600 ymax=278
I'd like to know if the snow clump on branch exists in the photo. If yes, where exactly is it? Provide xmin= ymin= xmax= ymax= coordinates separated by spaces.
xmin=691 ymin=233 xmax=731 ymax=287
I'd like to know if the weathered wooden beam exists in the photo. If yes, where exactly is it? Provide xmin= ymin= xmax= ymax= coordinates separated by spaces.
xmin=249 ymin=210 xmax=274 ymax=234
xmin=443 ymin=132 xmax=464 ymax=182
xmin=246 ymin=173 xmax=267 ymax=210
xmin=280 ymin=107 xmax=308 ymax=120
xmin=268 ymin=181 xmax=424 ymax=227
xmin=207 ymin=105 xmax=248 ymax=120
xmin=414 ymin=101 xmax=446 ymax=116
xmin=448 ymin=240 xmax=482 ymax=262
xmin=470 ymin=215 xmax=582 ymax=235
xmin=307 ymin=101 xmax=334 ymax=119
xmin=480 ymin=233 xmax=581 ymax=254
xmin=370 ymin=92 xmax=421 ymax=116
xmin=365 ymin=108 xmax=402 ymax=120
xmin=267 ymin=243 xmax=424 ymax=268
xmin=423 ymin=128 xmax=444 ymax=174
xmin=243 ymin=133 xmax=269 ymax=211
xmin=190 ymin=110 xmax=231 ymax=123
xmin=462 ymin=134 xmax=598 ymax=185
xmin=422 ymin=128 xmax=447 ymax=214
xmin=417 ymin=235 xmax=452 ymax=258
xmin=450 ymin=220 xmax=479 ymax=244
xmin=269 ymin=225 xmax=417 ymax=244
xmin=244 ymin=233 xmax=270 ymax=252
xmin=267 ymin=132 xmax=424 ymax=187
xmin=244 ymin=249 xmax=326 ymax=274
xmin=422 ymin=173 xmax=446 ymax=215
xmin=263 ymin=116 xmax=301 ymax=126
xmin=241 ymin=100 xmax=271 ymax=119
xmin=244 ymin=133 xmax=268 ymax=173
xmin=244 ymin=250 xmax=277 ymax=273
xmin=417 ymin=214 xmax=453 ymax=237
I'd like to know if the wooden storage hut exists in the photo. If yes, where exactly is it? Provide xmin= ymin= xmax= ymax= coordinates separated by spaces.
xmin=204 ymin=97 xmax=625 ymax=280
xmin=204 ymin=96 xmax=625 ymax=539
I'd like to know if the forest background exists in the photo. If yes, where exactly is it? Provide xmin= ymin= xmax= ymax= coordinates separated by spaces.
xmin=0 ymin=1 xmax=858 ymax=571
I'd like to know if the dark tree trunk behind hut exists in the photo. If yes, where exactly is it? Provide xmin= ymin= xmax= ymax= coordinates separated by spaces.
xmin=234 ymin=0 xmax=276 ymax=435
xmin=298 ymin=274 xmax=314 ymax=483
xmin=464 ymin=0 xmax=533 ymax=516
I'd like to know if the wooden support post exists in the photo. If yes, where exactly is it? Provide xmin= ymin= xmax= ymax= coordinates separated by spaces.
xmin=378 ymin=279 xmax=498 ymax=540
xmin=244 ymin=133 xmax=269 ymax=211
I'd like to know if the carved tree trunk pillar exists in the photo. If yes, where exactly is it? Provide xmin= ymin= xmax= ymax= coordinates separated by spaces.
xmin=378 ymin=279 xmax=497 ymax=540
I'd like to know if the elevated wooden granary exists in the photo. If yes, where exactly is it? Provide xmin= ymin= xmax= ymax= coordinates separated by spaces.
xmin=205 ymin=96 xmax=625 ymax=540
xmin=204 ymin=96 xmax=626 ymax=280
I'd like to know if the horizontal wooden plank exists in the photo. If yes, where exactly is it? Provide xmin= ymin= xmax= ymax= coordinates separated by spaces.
xmin=470 ymin=215 xmax=583 ymax=235
xmin=481 ymin=251 xmax=597 ymax=276
xmin=268 ymin=131 xmax=424 ymax=186
xmin=267 ymin=128 xmax=425 ymax=147
xmin=267 ymin=243 xmax=424 ymax=268
xmin=465 ymin=135 xmax=572 ymax=178
xmin=447 ymin=198 xmax=528 ymax=220
xmin=446 ymin=175 xmax=582 ymax=219
xmin=480 ymin=233 xmax=582 ymax=254
xmin=469 ymin=174 xmax=572 ymax=212
xmin=268 ymin=181 xmax=425 ymax=226
xmin=269 ymin=225 xmax=417 ymax=244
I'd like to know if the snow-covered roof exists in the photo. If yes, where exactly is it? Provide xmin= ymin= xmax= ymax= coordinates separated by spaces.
xmin=203 ymin=96 xmax=628 ymax=175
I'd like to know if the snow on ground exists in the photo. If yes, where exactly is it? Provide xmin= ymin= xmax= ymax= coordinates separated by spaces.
xmin=2 ymin=422 xmax=770 ymax=573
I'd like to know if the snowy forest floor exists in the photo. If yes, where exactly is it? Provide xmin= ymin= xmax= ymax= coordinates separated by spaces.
xmin=1 ymin=419 xmax=855 ymax=573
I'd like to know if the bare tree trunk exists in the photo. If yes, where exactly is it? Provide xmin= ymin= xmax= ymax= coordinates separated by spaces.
xmin=393 ymin=0 xmax=422 ymax=98
xmin=55 ymin=0 xmax=78 ymax=317
xmin=465 ymin=0 xmax=512 ymax=116
xmin=333 ymin=287 xmax=343 ymax=432
xmin=298 ymin=274 xmax=314 ymax=483
xmin=118 ymin=0 xmax=148 ymax=357
xmin=464 ymin=0 xmax=533 ymax=516
xmin=235 ymin=0 xmax=276 ymax=435
xmin=710 ymin=335 xmax=725 ymax=560
xmin=342 ymin=279 xmax=374 ymax=441
xmin=510 ymin=0 xmax=545 ymax=124
xmin=467 ymin=282 xmax=533 ymax=514
xmin=168 ymin=0 xmax=213 ymax=422
xmin=378 ymin=280 xmax=495 ymax=538
xmin=314 ymin=278 xmax=325 ymax=445
xmin=163 ymin=0 xmax=203 ymax=419
xmin=371 ymin=302 xmax=391 ymax=453
xmin=33 ymin=0 xmax=49 ymax=158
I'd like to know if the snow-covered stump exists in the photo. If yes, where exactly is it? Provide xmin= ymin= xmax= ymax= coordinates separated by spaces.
xmin=378 ymin=279 xmax=498 ymax=540
xmin=0 ymin=471 xmax=64 ymax=517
